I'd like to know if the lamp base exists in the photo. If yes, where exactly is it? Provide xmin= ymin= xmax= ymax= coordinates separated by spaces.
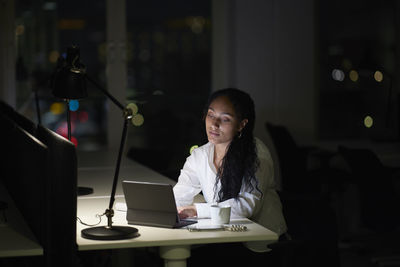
xmin=81 ymin=225 xmax=139 ymax=240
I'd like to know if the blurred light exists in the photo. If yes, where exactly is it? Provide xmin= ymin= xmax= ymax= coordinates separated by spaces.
xmin=78 ymin=111 xmax=89 ymax=123
xmin=56 ymin=122 xmax=76 ymax=139
xmin=189 ymin=145 xmax=198 ymax=154
xmin=49 ymin=50 xmax=60 ymax=63
xmin=131 ymin=114 xmax=144 ymax=126
xmin=374 ymin=70 xmax=383 ymax=82
xmin=69 ymin=100 xmax=79 ymax=111
xmin=332 ymin=69 xmax=345 ymax=81
xmin=188 ymin=16 xmax=205 ymax=34
xmin=364 ymin=116 xmax=373 ymax=128
xmin=349 ymin=70 xmax=359 ymax=82
xmin=15 ymin=25 xmax=25 ymax=36
xmin=58 ymin=19 xmax=86 ymax=30
xmin=50 ymin=102 xmax=65 ymax=115
xmin=126 ymin=103 xmax=138 ymax=115
xmin=70 ymin=112 xmax=78 ymax=122
xmin=43 ymin=2 xmax=57 ymax=10
xmin=70 ymin=136 xmax=78 ymax=147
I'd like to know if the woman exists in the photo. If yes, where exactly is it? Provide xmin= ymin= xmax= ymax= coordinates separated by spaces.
xmin=173 ymin=88 xmax=287 ymax=242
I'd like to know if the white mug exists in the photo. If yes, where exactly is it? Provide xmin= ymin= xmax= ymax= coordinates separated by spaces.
xmin=210 ymin=204 xmax=231 ymax=225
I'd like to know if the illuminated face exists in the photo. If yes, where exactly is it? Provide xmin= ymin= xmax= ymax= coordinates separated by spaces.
xmin=205 ymin=96 xmax=247 ymax=147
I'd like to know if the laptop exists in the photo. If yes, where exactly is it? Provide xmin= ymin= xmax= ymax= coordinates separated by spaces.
xmin=122 ymin=180 xmax=197 ymax=228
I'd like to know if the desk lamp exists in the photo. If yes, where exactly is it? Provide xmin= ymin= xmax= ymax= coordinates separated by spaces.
xmin=51 ymin=46 xmax=93 ymax=196
xmin=52 ymin=45 xmax=140 ymax=240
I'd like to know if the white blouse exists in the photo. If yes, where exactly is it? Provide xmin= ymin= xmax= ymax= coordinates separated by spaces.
xmin=173 ymin=138 xmax=287 ymax=239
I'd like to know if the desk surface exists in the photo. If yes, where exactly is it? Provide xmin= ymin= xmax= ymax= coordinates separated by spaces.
xmin=76 ymin=150 xmax=278 ymax=251
xmin=0 ymin=183 xmax=43 ymax=257
xmin=77 ymin=196 xmax=277 ymax=251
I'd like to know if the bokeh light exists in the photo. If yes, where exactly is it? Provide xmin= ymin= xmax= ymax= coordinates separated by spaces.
xmin=78 ymin=111 xmax=89 ymax=123
xmin=374 ymin=70 xmax=383 ymax=82
xmin=349 ymin=70 xmax=359 ymax=82
xmin=364 ymin=115 xmax=373 ymax=128
xmin=50 ymin=102 xmax=65 ymax=115
xmin=15 ymin=25 xmax=25 ymax=36
xmin=126 ymin=103 xmax=138 ymax=115
xmin=70 ymin=136 xmax=78 ymax=147
xmin=69 ymin=100 xmax=79 ymax=111
xmin=131 ymin=114 xmax=144 ymax=126
xmin=70 ymin=111 xmax=78 ymax=121
xmin=332 ymin=69 xmax=345 ymax=81
xmin=49 ymin=50 xmax=60 ymax=63
xmin=189 ymin=145 xmax=198 ymax=154
xmin=56 ymin=121 xmax=76 ymax=137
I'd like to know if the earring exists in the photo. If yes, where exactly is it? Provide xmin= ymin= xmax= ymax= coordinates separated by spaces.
xmin=238 ymin=131 xmax=242 ymax=138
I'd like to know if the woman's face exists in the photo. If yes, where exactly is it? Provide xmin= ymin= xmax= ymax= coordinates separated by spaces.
xmin=205 ymin=96 xmax=247 ymax=147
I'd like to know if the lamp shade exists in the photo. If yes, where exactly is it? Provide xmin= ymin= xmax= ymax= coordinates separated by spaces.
xmin=51 ymin=46 xmax=88 ymax=99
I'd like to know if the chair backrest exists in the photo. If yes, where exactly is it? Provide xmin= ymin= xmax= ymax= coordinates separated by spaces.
xmin=337 ymin=146 xmax=399 ymax=232
xmin=265 ymin=122 xmax=307 ymax=192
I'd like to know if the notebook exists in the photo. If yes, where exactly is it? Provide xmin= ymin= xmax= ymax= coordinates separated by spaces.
xmin=122 ymin=180 xmax=197 ymax=228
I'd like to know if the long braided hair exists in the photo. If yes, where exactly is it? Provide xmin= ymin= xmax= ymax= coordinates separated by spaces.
xmin=204 ymin=88 xmax=260 ymax=202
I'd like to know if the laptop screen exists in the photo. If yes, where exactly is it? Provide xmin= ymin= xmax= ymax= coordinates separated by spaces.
xmin=122 ymin=180 xmax=177 ymax=212
xmin=122 ymin=180 xmax=196 ymax=228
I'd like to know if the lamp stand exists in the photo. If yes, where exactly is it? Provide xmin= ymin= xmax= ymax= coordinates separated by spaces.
xmin=65 ymin=100 xmax=94 ymax=196
xmin=81 ymin=115 xmax=139 ymax=240
xmin=52 ymin=45 xmax=140 ymax=239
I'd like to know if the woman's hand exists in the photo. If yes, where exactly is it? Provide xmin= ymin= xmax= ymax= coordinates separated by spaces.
xmin=177 ymin=205 xmax=197 ymax=219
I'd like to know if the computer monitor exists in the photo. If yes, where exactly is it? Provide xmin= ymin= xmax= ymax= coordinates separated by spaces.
xmin=0 ymin=112 xmax=48 ymax=247
xmin=35 ymin=124 xmax=78 ymax=267
xmin=0 ymin=112 xmax=78 ymax=266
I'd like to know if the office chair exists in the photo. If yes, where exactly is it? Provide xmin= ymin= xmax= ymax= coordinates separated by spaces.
xmin=265 ymin=191 xmax=341 ymax=267
xmin=264 ymin=122 xmax=342 ymax=266
xmin=337 ymin=146 xmax=399 ymax=233
xmin=265 ymin=122 xmax=334 ymax=194
xmin=336 ymin=146 xmax=400 ymax=267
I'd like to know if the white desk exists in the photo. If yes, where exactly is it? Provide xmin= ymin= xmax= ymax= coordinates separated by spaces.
xmin=76 ymin=150 xmax=278 ymax=267
xmin=0 ymin=183 xmax=43 ymax=258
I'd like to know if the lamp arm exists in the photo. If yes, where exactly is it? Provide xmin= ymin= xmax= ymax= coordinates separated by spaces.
xmin=83 ymin=73 xmax=136 ymax=228
xmin=105 ymin=116 xmax=129 ymax=228
xmin=85 ymin=74 xmax=125 ymax=111
xmin=109 ymin=117 xmax=128 ymax=210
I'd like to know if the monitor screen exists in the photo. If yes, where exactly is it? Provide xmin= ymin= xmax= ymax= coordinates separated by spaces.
xmin=0 ymin=112 xmax=48 ymax=246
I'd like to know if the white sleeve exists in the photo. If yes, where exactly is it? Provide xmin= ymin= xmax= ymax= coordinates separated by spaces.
xmin=173 ymin=153 xmax=202 ymax=207
xmin=193 ymin=180 xmax=263 ymax=219
xmin=220 ymin=179 xmax=263 ymax=219
xmin=193 ymin=175 xmax=264 ymax=219
xmin=197 ymin=140 xmax=275 ymax=219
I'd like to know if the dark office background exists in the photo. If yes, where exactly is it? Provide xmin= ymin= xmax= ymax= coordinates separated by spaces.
xmin=13 ymin=0 xmax=400 ymax=146
xmin=15 ymin=0 xmax=210 ymax=150
xmin=5 ymin=0 xmax=400 ymax=266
